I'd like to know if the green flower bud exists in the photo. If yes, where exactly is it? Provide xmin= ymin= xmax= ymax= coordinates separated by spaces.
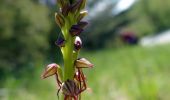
xmin=55 ymin=12 xmax=65 ymax=28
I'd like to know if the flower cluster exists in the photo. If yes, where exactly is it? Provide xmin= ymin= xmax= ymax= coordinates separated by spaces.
xmin=41 ymin=0 xmax=93 ymax=100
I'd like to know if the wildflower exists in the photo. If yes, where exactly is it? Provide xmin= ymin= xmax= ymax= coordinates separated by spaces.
xmin=41 ymin=63 xmax=59 ymax=79
xmin=41 ymin=63 xmax=63 ymax=97
xmin=42 ymin=0 xmax=93 ymax=99
xmin=74 ymin=57 xmax=93 ymax=95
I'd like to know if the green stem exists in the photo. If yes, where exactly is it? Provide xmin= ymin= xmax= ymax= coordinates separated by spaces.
xmin=63 ymin=35 xmax=74 ymax=80
xmin=62 ymin=14 xmax=76 ymax=81
xmin=61 ymin=13 xmax=81 ymax=100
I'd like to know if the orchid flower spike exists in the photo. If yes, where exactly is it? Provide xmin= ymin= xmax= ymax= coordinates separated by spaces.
xmin=42 ymin=0 xmax=93 ymax=99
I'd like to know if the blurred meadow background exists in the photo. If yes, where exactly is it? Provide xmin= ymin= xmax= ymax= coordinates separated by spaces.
xmin=1 ymin=0 xmax=170 ymax=100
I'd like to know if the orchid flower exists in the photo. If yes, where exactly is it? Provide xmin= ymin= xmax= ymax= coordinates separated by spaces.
xmin=42 ymin=0 xmax=93 ymax=99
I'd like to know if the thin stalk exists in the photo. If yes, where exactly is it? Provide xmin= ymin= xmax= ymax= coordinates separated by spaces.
xmin=63 ymin=14 xmax=76 ymax=81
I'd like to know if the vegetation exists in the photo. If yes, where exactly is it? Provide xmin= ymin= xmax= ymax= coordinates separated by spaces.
xmin=3 ymin=45 xmax=170 ymax=100
xmin=0 ymin=0 xmax=50 ymax=81
xmin=1 ymin=0 xmax=170 ymax=99
xmin=83 ymin=0 xmax=170 ymax=48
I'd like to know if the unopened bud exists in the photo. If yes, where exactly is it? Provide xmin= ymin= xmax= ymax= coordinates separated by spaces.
xmin=55 ymin=37 xmax=65 ymax=47
xmin=74 ymin=36 xmax=82 ymax=51
xmin=77 ymin=11 xmax=88 ymax=22
xmin=78 ymin=0 xmax=86 ymax=11
xmin=61 ymin=4 xmax=70 ymax=16
xmin=55 ymin=13 xmax=65 ymax=28
xmin=75 ymin=58 xmax=94 ymax=68
xmin=70 ymin=0 xmax=81 ymax=12
xmin=57 ymin=0 xmax=65 ymax=8
xmin=78 ymin=21 xmax=88 ymax=29
xmin=41 ymin=63 xmax=59 ymax=79
xmin=69 ymin=0 xmax=76 ymax=4
xmin=70 ymin=25 xmax=83 ymax=36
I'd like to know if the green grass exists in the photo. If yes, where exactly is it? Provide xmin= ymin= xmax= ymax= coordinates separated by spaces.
xmin=3 ymin=45 xmax=170 ymax=100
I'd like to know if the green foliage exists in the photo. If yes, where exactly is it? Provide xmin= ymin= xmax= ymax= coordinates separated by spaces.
xmin=82 ymin=0 xmax=170 ymax=48
xmin=4 ymin=45 xmax=170 ymax=100
xmin=82 ymin=45 xmax=170 ymax=100
xmin=0 ymin=0 xmax=50 ymax=80
xmin=0 ymin=0 xmax=170 ymax=98
xmin=126 ymin=0 xmax=170 ymax=36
